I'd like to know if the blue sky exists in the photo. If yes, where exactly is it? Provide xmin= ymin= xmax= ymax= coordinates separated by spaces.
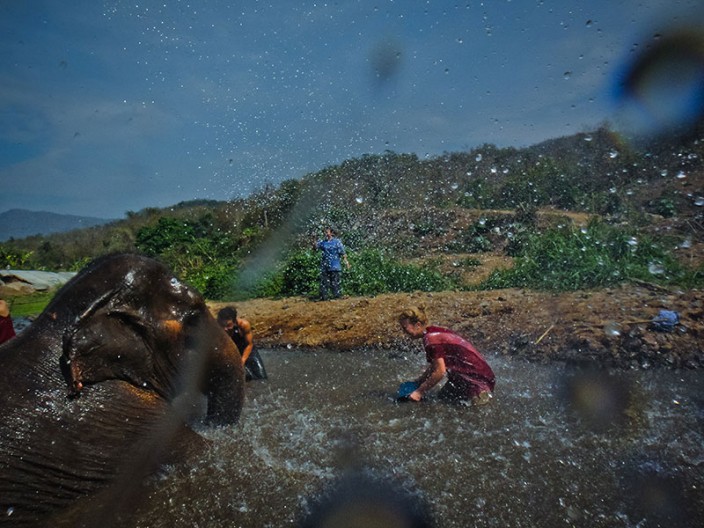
xmin=1 ymin=0 xmax=702 ymax=218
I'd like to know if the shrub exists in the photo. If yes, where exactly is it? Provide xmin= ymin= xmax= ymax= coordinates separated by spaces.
xmin=456 ymin=215 xmax=504 ymax=253
xmin=183 ymin=261 xmax=239 ymax=300
xmin=482 ymin=219 xmax=689 ymax=291
xmin=352 ymin=249 xmax=455 ymax=295
xmin=134 ymin=215 xmax=240 ymax=299
xmin=245 ymin=248 xmax=455 ymax=299
xmin=650 ymin=197 xmax=677 ymax=218
xmin=277 ymin=250 xmax=321 ymax=297
xmin=679 ymin=263 xmax=704 ymax=289
xmin=0 ymin=248 xmax=34 ymax=269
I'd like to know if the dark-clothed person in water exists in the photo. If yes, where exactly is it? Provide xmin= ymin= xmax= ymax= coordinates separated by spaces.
xmin=217 ymin=306 xmax=267 ymax=381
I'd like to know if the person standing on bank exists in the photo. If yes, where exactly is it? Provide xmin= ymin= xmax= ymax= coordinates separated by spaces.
xmin=216 ymin=306 xmax=268 ymax=381
xmin=398 ymin=306 xmax=495 ymax=405
xmin=313 ymin=227 xmax=351 ymax=300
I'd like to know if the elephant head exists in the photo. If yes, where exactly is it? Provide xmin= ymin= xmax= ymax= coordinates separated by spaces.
xmin=54 ymin=254 xmax=245 ymax=424
xmin=0 ymin=253 xmax=244 ymax=526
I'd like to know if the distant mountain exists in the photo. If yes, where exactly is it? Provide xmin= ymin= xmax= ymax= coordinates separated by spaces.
xmin=0 ymin=209 xmax=115 ymax=241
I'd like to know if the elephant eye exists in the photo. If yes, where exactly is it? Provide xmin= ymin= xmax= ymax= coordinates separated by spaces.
xmin=169 ymin=277 xmax=183 ymax=291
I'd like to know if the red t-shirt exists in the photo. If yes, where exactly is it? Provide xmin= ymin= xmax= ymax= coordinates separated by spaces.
xmin=0 ymin=315 xmax=16 ymax=345
xmin=423 ymin=326 xmax=495 ymax=391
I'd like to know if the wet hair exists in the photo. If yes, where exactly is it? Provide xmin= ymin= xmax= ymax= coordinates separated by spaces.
xmin=217 ymin=306 xmax=237 ymax=323
xmin=398 ymin=306 xmax=428 ymax=326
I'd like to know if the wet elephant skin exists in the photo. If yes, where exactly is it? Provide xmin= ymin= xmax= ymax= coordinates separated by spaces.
xmin=0 ymin=253 xmax=244 ymax=527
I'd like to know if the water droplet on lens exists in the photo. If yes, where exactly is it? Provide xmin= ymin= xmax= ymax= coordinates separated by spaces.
xmin=604 ymin=322 xmax=621 ymax=336
xmin=648 ymin=262 xmax=665 ymax=275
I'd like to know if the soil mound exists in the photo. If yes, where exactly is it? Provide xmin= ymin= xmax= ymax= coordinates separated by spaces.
xmin=210 ymin=283 xmax=703 ymax=370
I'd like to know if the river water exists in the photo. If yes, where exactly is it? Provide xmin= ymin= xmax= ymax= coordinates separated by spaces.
xmin=131 ymin=348 xmax=703 ymax=528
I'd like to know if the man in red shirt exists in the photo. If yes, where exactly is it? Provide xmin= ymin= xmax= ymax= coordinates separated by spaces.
xmin=0 ymin=299 xmax=16 ymax=345
xmin=398 ymin=306 xmax=495 ymax=405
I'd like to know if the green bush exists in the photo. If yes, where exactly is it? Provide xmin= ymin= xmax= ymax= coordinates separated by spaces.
xmin=650 ymin=197 xmax=677 ymax=218
xmin=134 ymin=215 xmax=240 ymax=299
xmin=277 ymin=250 xmax=320 ymax=297
xmin=0 ymin=248 xmax=34 ymax=269
xmin=350 ymin=249 xmax=455 ymax=295
xmin=135 ymin=217 xmax=194 ymax=256
xmin=244 ymin=248 xmax=455 ymax=299
xmin=679 ymin=264 xmax=704 ymax=289
xmin=455 ymin=216 xmax=504 ymax=253
xmin=482 ymin=219 xmax=691 ymax=291
xmin=183 ymin=261 xmax=239 ymax=300
xmin=413 ymin=221 xmax=446 ymax=237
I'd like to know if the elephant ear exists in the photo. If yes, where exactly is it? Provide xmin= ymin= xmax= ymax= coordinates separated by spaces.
xmin=61 ymin=305 xmax=164 ymax=397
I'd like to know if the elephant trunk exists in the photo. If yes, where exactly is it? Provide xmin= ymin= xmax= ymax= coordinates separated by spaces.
xmin=182 ymin=313 xmax=245 ymax=426
xmin=204 ymin=352 xmax=245 ymax=425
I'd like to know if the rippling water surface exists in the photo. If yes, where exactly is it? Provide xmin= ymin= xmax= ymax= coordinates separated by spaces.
xmin=134 ymin=349 xmax=703 ymax=527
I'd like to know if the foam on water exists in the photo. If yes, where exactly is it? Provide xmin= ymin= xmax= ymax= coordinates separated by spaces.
xmin=132 ymin=349 xmax=703 ymax=527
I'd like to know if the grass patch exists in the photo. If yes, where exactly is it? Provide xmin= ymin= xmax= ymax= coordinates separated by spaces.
xmin=5 ymin=292 xmax=54 ymax=317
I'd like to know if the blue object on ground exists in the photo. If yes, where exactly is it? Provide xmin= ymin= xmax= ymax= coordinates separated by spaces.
xmin=397 ymin=381 xmax=419 ymax=399
xmin=651 ymin=310 xmax=679 ymax=332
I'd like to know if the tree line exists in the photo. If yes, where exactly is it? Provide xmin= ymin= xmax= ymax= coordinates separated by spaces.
xmin=2 ymin=125 xmax=702 ymax=299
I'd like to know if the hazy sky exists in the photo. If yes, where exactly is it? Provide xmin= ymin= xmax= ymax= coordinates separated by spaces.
xmin=1 ymin=0 xmax=702 ymax=218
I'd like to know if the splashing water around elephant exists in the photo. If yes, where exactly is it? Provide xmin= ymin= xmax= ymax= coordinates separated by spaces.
xmin=129 ymin=349 xmax=703 ymax=527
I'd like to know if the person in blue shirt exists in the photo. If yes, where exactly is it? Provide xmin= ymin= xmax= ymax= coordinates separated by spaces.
xmin=313 ymin=227 xmax=351 ymax=300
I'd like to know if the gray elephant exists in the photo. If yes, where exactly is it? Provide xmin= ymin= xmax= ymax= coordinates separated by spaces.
xmin=0 ymin=253 xmax=245 ymax=527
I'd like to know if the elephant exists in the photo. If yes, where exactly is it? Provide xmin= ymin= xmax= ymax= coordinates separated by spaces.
xmin=0 ymin=253 xmax=245 ymax=527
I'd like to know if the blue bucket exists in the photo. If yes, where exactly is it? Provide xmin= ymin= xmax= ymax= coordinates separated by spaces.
xmin=397 ymin=381 xmax=419 ymax=400
xmin=651 ymin=310 xmax=679 ymax=332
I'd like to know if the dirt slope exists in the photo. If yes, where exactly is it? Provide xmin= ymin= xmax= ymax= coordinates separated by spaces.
xmin=210 ymin=283 xmax=703 ymax=370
